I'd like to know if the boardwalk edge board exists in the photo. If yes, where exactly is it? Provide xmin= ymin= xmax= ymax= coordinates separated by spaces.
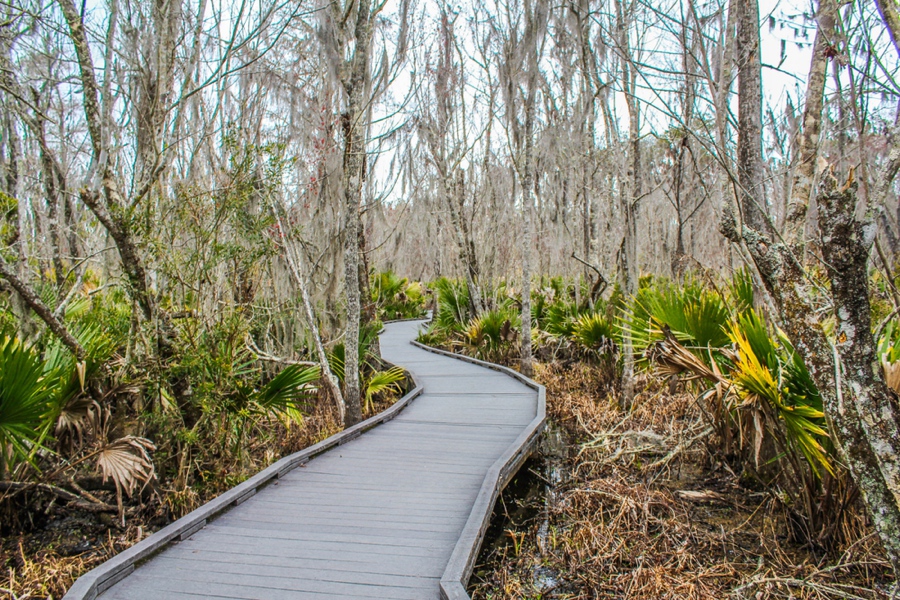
xmin=409 ymin=341 xmax=548 ymax=600
xmin=62 ymin=375 xmax=424 ymax=600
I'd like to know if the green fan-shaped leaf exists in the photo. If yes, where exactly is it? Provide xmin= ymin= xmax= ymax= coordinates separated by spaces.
xmin=254 ymin=364 xmax=320 ymax=421
xmin=0 ymin=336 xmax=56 ymax=471
xmin=363 ymin=366 xmax=405 ymax=413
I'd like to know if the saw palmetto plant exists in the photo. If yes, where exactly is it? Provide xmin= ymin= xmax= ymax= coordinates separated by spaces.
xmin=540 ymin=300 xmax=582 ymax=339
xmin=644 ymin=301 xmax=847 ymax=545
xmin=727 ymin=316 xmax=831 ymax=477
xmin=571 ymin=312 xmax=618 ymax=358
xmin=432 ymin=276 xmax=471 ymax=335
xmin=371 ymin=270 xmax=426 ymax=320
xmin=465 ymin=307 xmax=520 ymax=363
xmin=0 ymin=326 xmax=160 ymax=521
xmin=0 ymin=336 xmax=56 ymax=476
xmin=625 ymin=277 xmax=732 ymax=365
xmin=363 ymin=366 xmax=406 ymax=414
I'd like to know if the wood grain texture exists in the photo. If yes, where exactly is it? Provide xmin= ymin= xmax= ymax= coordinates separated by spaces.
xmin=65 ymin=319 xmax=543 ymax=600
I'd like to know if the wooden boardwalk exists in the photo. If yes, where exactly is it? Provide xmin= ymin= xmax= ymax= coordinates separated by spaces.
xmin=64 ymin=319 xmax=545 ymax=600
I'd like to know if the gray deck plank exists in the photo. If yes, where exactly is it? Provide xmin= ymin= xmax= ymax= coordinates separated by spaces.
xmin=93 ymin=319 xmax=539 ymax=599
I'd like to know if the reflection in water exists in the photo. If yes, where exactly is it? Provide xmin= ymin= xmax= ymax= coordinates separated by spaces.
xmin=469 ymin=424 xmax=570 ymax=596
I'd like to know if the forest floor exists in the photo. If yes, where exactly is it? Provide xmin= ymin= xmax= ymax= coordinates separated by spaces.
xmin=0 ymin=392 xmax=404 ymax=600
xmin=468 ymin=362 xmax=897 ymax=600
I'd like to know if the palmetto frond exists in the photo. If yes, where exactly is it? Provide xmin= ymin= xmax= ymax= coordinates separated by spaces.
xmin=433 ymin=277 xmax=471 ymax=333
xmin=727 ymin=322 xmax=832 ymax=477
xmin=44 ymin=321 xmax=119 ymax=443
xmin=541 ymin=301 xmax=580 ymax=338
xmin=0 ymin=336 xmax=56 ymax=471
xmin=571 ymin=312 xmax=618 ymax=357
xmin=645 ymin=327 xmax=720 ymax=382
xmin=253 ymin=364 xmax=319 ymax=422
xmin=625 ymin=279 xmax=731 ymax=361
xmin=363 ymin=366 xmax=405 ymax=413
xmin=464 ymin=307 xmax=519 ymax=360
xmin=95 ymin=436 xmax=157 ymax=497
xmin=727 ymin=268 xmax=755 ymax=313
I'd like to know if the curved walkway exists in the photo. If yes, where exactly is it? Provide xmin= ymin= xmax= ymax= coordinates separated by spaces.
xmin=65 ymin=319 xmax=544 ymax=600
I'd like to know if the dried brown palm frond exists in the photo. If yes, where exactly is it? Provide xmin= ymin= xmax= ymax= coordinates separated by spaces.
xmin=56 ymin=383 xmax=141 ymax=451
xmin=56 ymin=396 xmax=104 ymax=448
xmin=645 ymin=327 xmax=721 ymax=383
xmin=881 ymin=358 xmax=900 ymax=394
xmin=95 ymin=436 xmax=156 ymax=498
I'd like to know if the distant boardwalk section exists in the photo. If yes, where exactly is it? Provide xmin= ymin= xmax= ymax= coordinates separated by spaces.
xmin=64 ymin=319 xmax=545 ymax=600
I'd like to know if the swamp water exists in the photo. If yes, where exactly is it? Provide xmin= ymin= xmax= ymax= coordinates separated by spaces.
xmin=468 ymin=424 xmax=572 ymax=597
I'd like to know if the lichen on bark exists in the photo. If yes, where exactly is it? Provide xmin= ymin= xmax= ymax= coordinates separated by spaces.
xmin=723 ymin=173 xmax=900 ymax=577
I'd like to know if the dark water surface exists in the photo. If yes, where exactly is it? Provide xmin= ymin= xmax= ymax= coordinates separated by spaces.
xmin=468 ymin=424 xmax=571 ymax=596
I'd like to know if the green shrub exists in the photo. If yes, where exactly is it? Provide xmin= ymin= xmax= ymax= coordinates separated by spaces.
xmin=432 ymin=277 xmax=471 ymax=334
xmin=371 ymin=270 xmax=426 ymax=320
xmin=465 ymin=307 xmax=520 ymax=362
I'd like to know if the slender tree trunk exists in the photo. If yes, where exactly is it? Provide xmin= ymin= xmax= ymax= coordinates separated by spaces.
xmin=723 ymin=0 xmax=900 ymax=577
xmin=673 ymin=1 xmax=696 ymax=274
xmin=273 ymin=206 xmax=346 ymax=424
xmin=785 ymin=0 xmax=837 ymax=241
xmin=516 ymin=0 xmax=545 ymax=378
xmin=736 ymin=0 xmax=768 ymax=234
xmin=337 ymin=0 xmax=376 ymax=427
xmin=0 ymin=108 xmax=31 ymax=337
xmin=520 ymin=104 xmax=535 ymax=378
xmin=616 ymin=0 xmax=640 ymax=406
xmin=442 ymin=175 xmax=484 ymax=317
xmin=33 ymin=101 xmax=66 ymax=288
xmin=573 ymin=0 xmax=596 ymax=287
xmin=457 ymin=173 xmax=484 ymax=317
xmin=342 ymin=116 xmax=364 ymax=427
xmin=57 ymin=0 xmax=157 ymax=323
xmin=135 ymin=0 xmax=182 ymax=193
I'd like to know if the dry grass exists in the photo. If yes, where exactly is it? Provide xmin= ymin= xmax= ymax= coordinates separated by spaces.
xmin=470 ymin=363 xmax=895 ymax=600
xmin=0 ymin=527 xmax=145 ymax=600
xmin=0 ymin=384 xmax=403 ymax=600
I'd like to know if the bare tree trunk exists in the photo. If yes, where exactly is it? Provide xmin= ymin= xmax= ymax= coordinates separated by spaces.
xmin=440 ymin=172 xmax=483 ymax=317
xmin=575 ymin=0 xmax=600 ymax=292
xmin=57 ymin=0 xmax=157 ymax=323
xmin=335 ymin=0 xmax=377 ymax=427
xmin=135 ymin=0 xmax=182 ymax=193
xmin=736 ymin=0 xmax=768 ymax=233
xmin=520 ymin=95 xmax=535 ymax=378
xmin=817 ymin=176 xmax=900 ymax=575
xmin=33 ymin=99 xmax=66 ymax=288
xmin=272 ymin=206 xmax=346 ymax=423
xmin=723 ymin=0 xmax=900 ymax=576
xmin=0 ymin=105 xmax=31 ymax=337
xmin=615 ymin=0 xmax=640 ymax=406
xmin=342 ymin=118 xmax=364 ymax=427
xmin=785 ymin=0 xmax=837 ymax=241
xmin=672 ymin=0 xmax=696 ymax=274
xmin=515 ymin=0 xmax=546 ymax=378
xmin=712 ymin=0 xmax=738 ymax=259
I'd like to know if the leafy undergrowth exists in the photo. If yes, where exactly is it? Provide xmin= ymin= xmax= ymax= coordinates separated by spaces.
xmin=469 ymin=363 xmax=895 ymax=600
xmin=0 ymin=391 xmax=406 ymax=600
